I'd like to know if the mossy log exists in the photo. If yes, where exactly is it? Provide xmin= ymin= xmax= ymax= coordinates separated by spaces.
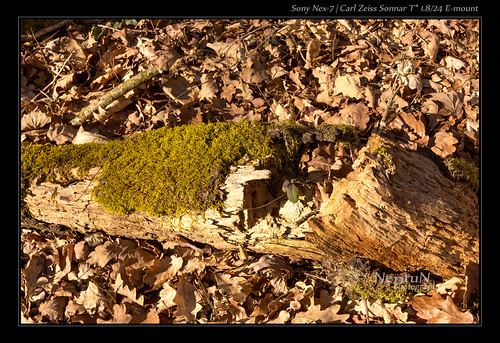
xmin=22 ymin=128 xmax=478 ymax=278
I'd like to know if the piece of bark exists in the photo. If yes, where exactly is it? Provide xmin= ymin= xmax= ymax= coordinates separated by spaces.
xmin=307 ymin=134 xmax=478 ymax=278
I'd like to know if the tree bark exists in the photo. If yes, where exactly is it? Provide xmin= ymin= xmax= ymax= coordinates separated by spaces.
xmin=23 ymin=134 xmax=478 ymax=278
xmin=307 ymin=135 xmax=478 ymax=277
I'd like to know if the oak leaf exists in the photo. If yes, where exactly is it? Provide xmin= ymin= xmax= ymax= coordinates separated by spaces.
xmin=21 ymin=111 xmax=51 ymax=131
xmin=411 ymin=290 xmax=476 ymax=323
xmin=431 ymin=131 xmax=458 ymax=158
xmin=292 ymin=304 xmax=350 ymax=324
xmin=173 ymin=276 xmax=203 ymax=322
xmin=334 ymin=74 xmax=364 ymax=100
xmin=97 ymin=303 xmax=132 ymax=324
xmin=38 ymin=297 xmax=68 ymax=322
xmin=339 ymin=102 xmax=370 ymax=131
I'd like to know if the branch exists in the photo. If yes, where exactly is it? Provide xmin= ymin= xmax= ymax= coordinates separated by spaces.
xmin=69 ymin=66 xmax=161 ymax=127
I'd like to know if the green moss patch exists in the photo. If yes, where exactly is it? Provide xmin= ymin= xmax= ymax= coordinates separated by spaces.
xmin=93 ymin=121 xmax=286 ymax=216
xmin=21 ymin=121 xmax=359 ymax=218
xmin=444 ymin=157 xmax=479 ymax=192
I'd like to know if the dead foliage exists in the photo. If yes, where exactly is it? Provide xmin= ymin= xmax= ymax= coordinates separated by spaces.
xmin=20 ymin=19 xmax=479 ymax=324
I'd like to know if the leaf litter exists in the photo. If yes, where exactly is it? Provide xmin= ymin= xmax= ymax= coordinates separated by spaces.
xmin=21 ymin=19 xmax=479 ymax=324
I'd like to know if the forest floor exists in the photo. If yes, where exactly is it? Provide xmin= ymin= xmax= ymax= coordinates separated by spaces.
xmin=20 ymin=19 xmax=479 ymax=324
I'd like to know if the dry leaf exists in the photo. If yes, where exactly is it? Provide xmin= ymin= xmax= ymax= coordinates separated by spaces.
xmin=72 ymin=126 xmax=110 ymax=145
xmin=334 ymin=74 xmax=364 ymax=100
xmin=143 ymin=256 xmax=184 ymax=291
xmin=339 ymin=102 xmax=370 ymax=131
xmin=87 ymin=241 xmax=121 ymax=268
xmin=240 ymin=54 xmax=269 ymax=84
xmin=97 ymin=303 xmax=132 ymax=324
xmin=46 ymin=123 xmax=79 ymax=145
xmin=444 ymin=56 xmax=465 ymax=70
xmin=21 ymin=111 xmax=51 ymax=131
xmin=157 ymin=283 xmax=177 ymax=311
xmin=207 ymin=41 xmax=243 ymax=65
xmin=173 ymin=276 xmax=203 ymax=322
xmin=411 ymin=290 xmax=476 ymax=323
xmin=292 ymin=304 xmax=350 ymax=324
xmin=199 ymin=74 xmax=218 ymax=101
xmin=38 ymin=297 xmax=68 ymax=322
xmin=420 ymin=31 xmax=440 ymax=63
xmin=305 ymin=38 xmax=321 ymax=68
xmin=215 ymin=273 xmax=250 ymax=304
xmin=431 ymin=131 xmax=458 ymax=158
xmin=427 ymin=91 xmax=464 ymax=118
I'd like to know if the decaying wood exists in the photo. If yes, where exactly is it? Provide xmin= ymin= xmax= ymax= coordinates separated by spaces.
xmin=23 ymin=134 xmax=478 ymax=278
xmin=25 ymin=164 xmax=324 ymax=261
xmin=307 ymin=135 xmax=478 ymax=278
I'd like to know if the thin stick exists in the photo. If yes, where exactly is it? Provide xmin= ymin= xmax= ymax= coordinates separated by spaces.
xmin=375 ymin=82 xmax=403 ymax=134
xmin=69 ymin=66 xmax=161 ymax=126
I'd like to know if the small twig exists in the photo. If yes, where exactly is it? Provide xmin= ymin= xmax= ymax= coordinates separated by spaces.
xmin=375 ymin=82 xmax=403 ymax=134
xmin=374 ymin=21 xmax=419 ymax=135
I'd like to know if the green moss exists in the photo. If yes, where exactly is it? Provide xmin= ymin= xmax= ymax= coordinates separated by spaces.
xmin=317 ymin=123 xmax=360 ymax=148
xmin=93 ymin=121 xmax=286 ymax=216
xmin=444 ymin=157 xmax=479 ymax=192
xmin=350 ymin=274 xmax=409 ymax=303
xmin=374 ymin=145 xmax=394 ymax=169
xmin=21 ymin=120 xmax=359 ymax=218
xmin=21 ymin=141 xmax=117 ymax=217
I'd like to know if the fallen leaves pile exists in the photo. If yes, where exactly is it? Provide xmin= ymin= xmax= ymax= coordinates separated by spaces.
xmin=21 ymin=228 xmax=477 ymax=324
xmin=21 ymin=19 xmax=478 ymax=164
xmin=20 ymin=19 xmax=479 ymax=324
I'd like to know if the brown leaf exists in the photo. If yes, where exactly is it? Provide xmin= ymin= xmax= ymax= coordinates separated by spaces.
xmin=411 ymin=290 xmax=476 ymax=323
xmin=38 ymin=297 xmax=68 ymax=322
xmin=46 ymin=123 xmax=79 ymax=145
xmin=87 ymin=241 xmax=116 ymax=268
xmin=339 ymin=102 xmax=370 ymax=131
xmin=334 ymin=75 xmax=364 ymax=100
xmin=72 ymin=126 xmax=110 ymax=145
xmin=427 ymin=91 xmax=464 ymax=118
xmin=173 ymin=275 xmax=203 ymax=322
xmin=114 ymin=273 xmax=145 ymax=306
xmin=399 ymin=111 xmax=426 ymax=138
xmin=431 ymin=131 xmax=458 ymax=158
xmin=199 ymin=74 xmax=219 ymax=101
xmin=76 ymin=281 xmax=110 ymax=312
xmin=207 ymin=41 xmax=243 ymax=65
xmin=420 ymin=31 xmax=440 ymax=63
xmin=305 ymin=38 xmax=321 ymax=68
xmin=215 ymin=272 xmax=251 ymax=304
xmin=21 ymin=111 xmax=52 ymax=131
xmin=97 ymin=303 xmax=132 ymax=324
xmin=143 ymin=255 xmax=184 ymax=291
xmin=240 ymin=54 xmax=269 ymax=84
xmin=292 ymin=304 xmax=350 ymax=324
xmin=157 ymin=283 xmax=177 ymax=312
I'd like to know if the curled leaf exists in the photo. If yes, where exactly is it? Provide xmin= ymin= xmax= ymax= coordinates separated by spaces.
xmin=285 ymin=183 xmax=299 ymax=203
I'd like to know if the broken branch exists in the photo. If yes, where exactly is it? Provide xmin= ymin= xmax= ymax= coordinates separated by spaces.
xmin=69 ymin=66 xmax=161 ymax=126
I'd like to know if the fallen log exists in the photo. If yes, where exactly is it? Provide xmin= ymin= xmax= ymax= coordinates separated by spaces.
xmin=21 ymin=124 xmax=478 ymax=278
xmin=307 ymin=134 xmax=479 ymax=277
